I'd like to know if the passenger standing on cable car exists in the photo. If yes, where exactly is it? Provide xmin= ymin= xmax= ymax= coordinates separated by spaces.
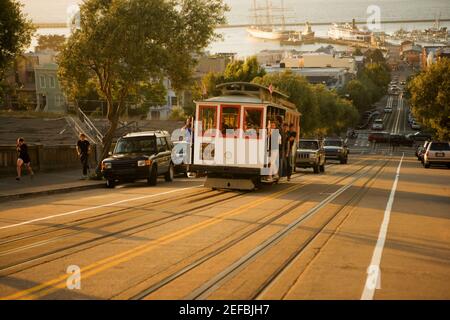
xmin=276 ymin=116 xmax=286 ymax=178
xmin=286 ymin=123 xmax=296 ymax=181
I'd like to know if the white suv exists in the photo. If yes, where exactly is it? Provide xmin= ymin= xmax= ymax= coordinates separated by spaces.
xmin=423 ymin=141 xmax=450 ymax=168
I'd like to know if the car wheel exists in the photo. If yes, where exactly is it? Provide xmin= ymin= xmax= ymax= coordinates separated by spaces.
xmin=313 ymin=165 xmax=319 ymax=174
xmin=106 ymin=179 xmax=115 ymax=188
xmin=147 ymin=165 xmax=158 ymax=186
xmin=165 ymin=163 xmax=174 ymax=182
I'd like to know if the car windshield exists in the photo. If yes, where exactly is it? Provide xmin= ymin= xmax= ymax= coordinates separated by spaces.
xmin=324 ymin=140 xmax=342 ymax=147
xmin=429 ymin=143 xmax=450 ymax=151
xmin=299 ymin=141 xmax=319 ymax=149
xmin=114 ymin=137 xmax=157 ymax=154
xmin=374 ymin=119 xmax=383 ymax=123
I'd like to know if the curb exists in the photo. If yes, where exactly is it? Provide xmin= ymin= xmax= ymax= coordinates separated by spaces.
xmin=0 ymin=182 xmax=104 ymax=202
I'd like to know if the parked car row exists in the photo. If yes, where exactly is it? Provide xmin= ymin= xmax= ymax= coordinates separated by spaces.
xmin=408 ymin=111 xmax=421 ymax=130
xmin=416 ymin=141 xmax=450 ymax=168
xmin=368 ymin=132 xmax=414 ymax=146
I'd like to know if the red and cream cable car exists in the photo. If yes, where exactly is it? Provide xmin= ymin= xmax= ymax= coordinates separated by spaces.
xmin=191 ymin=82 xmax=300 ymax=190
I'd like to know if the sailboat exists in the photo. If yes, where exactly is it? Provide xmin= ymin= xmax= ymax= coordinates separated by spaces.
xmin=247 ymin=0 xmax=293 ymax=40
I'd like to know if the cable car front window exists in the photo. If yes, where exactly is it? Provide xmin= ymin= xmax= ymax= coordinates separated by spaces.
xmin=221 ymin=106 xmax=240 ymax=137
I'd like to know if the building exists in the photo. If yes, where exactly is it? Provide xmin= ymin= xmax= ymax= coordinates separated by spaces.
xmin=147 ymin=78 xmax=177 ymax=120
xmin=3 ymin=53 xmax=39 ymax=110
xmin=265 ymin=65 xmax=351 ymax=90
xmin=148 ymin=53 xmax=234 ymax=120
xmin=34 ymin=63 xmax=66 ymax=113
xmin=421 ymin=46 xmax=450 ymax=70
xmin=2 ymin=50 xmax=66 ymax=112
xmin=263 ymin=52 xmax=356 ymax=89
xmin=400 ymin=42 xmax=422 ymax=66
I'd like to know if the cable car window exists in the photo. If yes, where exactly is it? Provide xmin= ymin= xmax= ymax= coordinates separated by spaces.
xmin=221 ymin=105 xmax=240 ymax=137
xmin=199 ymin=105 xmax=217 ymax=135
xmin=244 ymin=108 xmax=263 ymax=139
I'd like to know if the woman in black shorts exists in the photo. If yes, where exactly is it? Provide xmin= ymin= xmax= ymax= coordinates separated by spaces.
xmin=16 ymin=137 xmax=34 ymax=181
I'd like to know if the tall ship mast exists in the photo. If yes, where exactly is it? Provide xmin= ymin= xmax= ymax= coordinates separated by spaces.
xmin=247 ymin=0 xmax=293 ymax=40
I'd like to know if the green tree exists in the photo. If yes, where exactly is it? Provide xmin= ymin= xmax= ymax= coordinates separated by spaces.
xmin=58 ymin=0 xmax=228 ymax=165
xmin=364 ymin=49 xmax=386 ymax=65
xmin=353 ymin=47 xmax=363 ymax=56
xmin=342 ymin=79 xmax=370 ymax=113
xmin=407 ymin=59 xmax=450 ymax=140
xmin=361 ymin=62 xmax=390 ymax=93
xmin=0 ymin=0 xmax=34 ymax=106
xmin=0 ymin=0 xmax=34 ymax=81
xmin=252 ymin=71 xmax=319 ymax=135
xmin=223 ymin=56 xmax=265 ymax=82
xmin=35 ymin=34 xmax=66 ymax=52
xmin=312 ymin=84 xmax=358 ymax=136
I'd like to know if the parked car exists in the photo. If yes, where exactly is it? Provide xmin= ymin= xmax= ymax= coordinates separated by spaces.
xmin=417 ymin=141 xmax=431 ymax=163
xmin=407 ymin=131 xmax=433 ymax=142
xmin=323 ymin=138 xmax=349 ymax=164
xmin=423 ymin=141 xmax=450 ymax=168
xmin=101 ymin=131 xmax=174 ymax=188
xmin=372 ymin=118 xmax=384 ymax=130
xmin=368 ymin=132 xmax=390 ymax=143
xmin=389 ymin=134 xmax=414 ymax=147
xmin=411 ymin=121 xmax=421 ymax=130
xmin=295 ymin=139 xmax=326 ymax=174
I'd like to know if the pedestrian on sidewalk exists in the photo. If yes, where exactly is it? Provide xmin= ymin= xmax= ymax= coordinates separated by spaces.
xmin=16 ymin=137 xmax=34 ymax=181
xmin=76 ymin=133 xmax=91 ymax=179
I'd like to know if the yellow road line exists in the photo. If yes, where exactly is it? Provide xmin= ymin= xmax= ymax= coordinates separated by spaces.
xmin=2 ymin=183 xmax=303 ymax=300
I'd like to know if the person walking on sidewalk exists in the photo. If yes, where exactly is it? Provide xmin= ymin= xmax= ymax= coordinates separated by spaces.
xmin=76 ymin=133 xmax=91 ymax=179
xmin=16 ymin=137 xmax=34 ymax=181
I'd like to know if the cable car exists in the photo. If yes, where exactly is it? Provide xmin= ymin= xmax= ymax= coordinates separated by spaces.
xmin=190 ymin=82 xmax=301 ymax=190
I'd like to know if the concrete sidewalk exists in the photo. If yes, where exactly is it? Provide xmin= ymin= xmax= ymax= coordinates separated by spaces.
xmin=0 ymin=169 xmax=104 ymax=201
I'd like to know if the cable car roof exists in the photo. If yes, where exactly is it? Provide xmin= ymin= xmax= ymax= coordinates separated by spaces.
xmin=195 ymin=82 xmax=298 ymax=111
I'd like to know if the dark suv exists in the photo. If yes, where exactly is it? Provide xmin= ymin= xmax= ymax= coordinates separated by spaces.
xmin=101 ymin=131 xmax=174 ymax=188
xmin=323 ymin=138 xmax=349 ymax=164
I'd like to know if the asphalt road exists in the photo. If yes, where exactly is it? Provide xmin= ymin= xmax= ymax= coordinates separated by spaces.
xmin=0 ymin=153 xmax=449 ymax=300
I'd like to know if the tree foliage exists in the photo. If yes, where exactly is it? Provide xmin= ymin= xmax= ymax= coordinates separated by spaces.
xmin=407 ymin=59 xmax=450 ymax=140
xmin=253 ymin=71 xmax=358 ymax=136
xmin=58 ymin=0 xmax=228 ymax=163
xmin=0 ymin=0 xmax=34 ymax=81
xmin=341 ymin=55 xmax=390 ymax=114
xmin=223 ymin=56 xmax=266 ymax=83
xmin=36 ymin=34 xmax=66 ymax=52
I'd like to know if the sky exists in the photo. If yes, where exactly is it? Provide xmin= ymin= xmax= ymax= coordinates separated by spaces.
xmin=18 ymin=0 xmax=450 ymax=24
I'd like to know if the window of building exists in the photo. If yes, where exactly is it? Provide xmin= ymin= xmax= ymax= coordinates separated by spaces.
xmin=243 ymin=107 xmax=263 ymax=139
xmin=40 ymin=75 xmax=46 ymax=88
xmin=220 ymin=105 xmax=241 ymax=138
xmin=49 ymin=76 xmax=55 ymax=88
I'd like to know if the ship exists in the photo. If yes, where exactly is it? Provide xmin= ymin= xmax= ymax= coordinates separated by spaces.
xmin=328 ymin=19 xmax=372 ymax=42
xmin=247 ymin=0 xmax=295 ymax=41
